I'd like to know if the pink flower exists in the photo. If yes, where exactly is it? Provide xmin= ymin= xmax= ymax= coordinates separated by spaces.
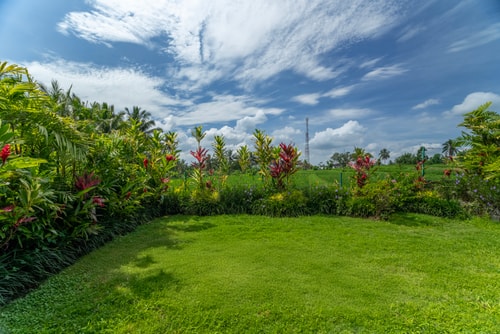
xmin=1 ymin=144 xmax=10 ymax=165
xmin=1 ymin=205 xmax=14 ymax=213
xmin=161 ymin=177 xmax=170 ymax=183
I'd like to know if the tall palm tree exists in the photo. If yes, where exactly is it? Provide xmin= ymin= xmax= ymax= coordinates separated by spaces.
xmin=93 ymin=102 xmax=125 ymax=133
xmin=378 ymin=148 xmax=390 ymax=164
xmin=351 ymin=147 xmax=372 ymax=160
xmin=124 ymin=106 xmax=160 ymax=135
xmin=442 ymin=139 xmax=459 ymax=158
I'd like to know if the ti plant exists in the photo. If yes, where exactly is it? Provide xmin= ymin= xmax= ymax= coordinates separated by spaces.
xmin=269 ymin=143 xmax=301 ymax=191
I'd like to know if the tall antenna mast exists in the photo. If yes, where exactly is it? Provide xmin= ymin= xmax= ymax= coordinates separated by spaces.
xmin=305 ymin=117 xmax=310 ymax=166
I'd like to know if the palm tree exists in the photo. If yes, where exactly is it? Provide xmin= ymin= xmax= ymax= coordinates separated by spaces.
xmin=351 ymin=147 xmax=372 ymax=160
xmin=442 ymin=139 xmax=459 ymax=159
xmin=378 ymin=148 xmax=390 ymax=164
xmin=124 ymin=106 xmax=160 ymax=135
xmin=93 ymin=102 xmax=125 ymax=133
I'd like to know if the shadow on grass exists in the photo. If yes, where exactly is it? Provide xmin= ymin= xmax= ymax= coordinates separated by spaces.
xmin=90 ymin=216 xmax=212 ymax=303
xmin=126 ymin=269 xmax=181 ymax=299
xmin=388 ymin=213 xmax=444 ymax=227
xmin=165 ymin=215 xmax=216 ymax=233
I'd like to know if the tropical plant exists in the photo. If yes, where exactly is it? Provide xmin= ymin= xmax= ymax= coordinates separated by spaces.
xmin=253 ymin=129 xmax=274 ymax=184
xmin=212 ymin=135 xmax=229 ymax=175
xmin=378 ymin=148 xmax=390 ymax=164
xmin=124 ymin=106 xmax=160 ymax=135
xmin=269 ymin=143 xmax=301 ymax=191
xmin=348 ymin=155 xmax=376 ymax=189
xmin=191 ymin=125 xmax=206 ymax=148
xmin=456 ymin=102 xmax=500 ymax=181
xmin=442 ymin=139 xmax=459 ymax=160
xmin=236 ymin=145 xmax=251 ymax=173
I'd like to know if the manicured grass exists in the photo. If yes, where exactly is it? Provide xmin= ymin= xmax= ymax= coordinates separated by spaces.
xmin=1 ymin=214 xmax=499 ymax=333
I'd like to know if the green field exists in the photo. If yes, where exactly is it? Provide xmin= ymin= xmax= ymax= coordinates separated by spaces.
xmin=1 ymin=214 xmax=498 ymax=333
xmin=215 ymin=164 xmax=448 ymax=190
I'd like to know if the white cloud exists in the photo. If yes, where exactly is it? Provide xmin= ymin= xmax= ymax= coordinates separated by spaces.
xmin=293 ymin=86 xmax=354 ymax=106
xmin=446 ymin=92 xmax=500 ymax=116
xmin=412 ymin=98 xmax=440 ymax=110
xmin=58 ymin=0 xmax=407 ymax=89
xmin=324 ymin=85 xmax=355 ymax=98
xmin=397 ymin=25 xmax=426 ymax=42
xmin=310 ymin=120 xmax=365 ymax=150
xmin=235 ymin=110 xmax=268 ymax=133
xmin=449 ymin=23 xmax=500 ymax=53
xmin=328 ymin=108 xmax=372 ymax=120
xmin=272 ymin=126 xmax=302 ymax=143
xmin=359 ymin=57 xmax=382 ymax=69
xmin=24 ymin=59 xmax=182 ymax=114
xmin=172 ymin=95 xmax=283 ymax=127
xmin=292 ymin=93 xmax=321 ymax=106
xmin=362 ymin=64 xmax=407 ymax=81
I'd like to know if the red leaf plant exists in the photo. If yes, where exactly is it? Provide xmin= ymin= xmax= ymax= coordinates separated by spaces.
xmin=269 ymin=143 xmax=300 ymax=190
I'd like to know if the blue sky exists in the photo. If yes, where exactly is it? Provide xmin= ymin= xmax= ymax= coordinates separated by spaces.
xmin=1 ymin=0 xmax=500 ymax=164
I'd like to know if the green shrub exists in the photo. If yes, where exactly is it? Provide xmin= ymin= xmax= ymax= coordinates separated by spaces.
xmin=219 ymin=185 xmax=266 ymax=214
xmin=304 ymin=184 xmax=350 ymax=215
xmin=183 ymin=189 xmax=221 ymax=216
xmin=253 ymin=190 xmax=307 ymax=217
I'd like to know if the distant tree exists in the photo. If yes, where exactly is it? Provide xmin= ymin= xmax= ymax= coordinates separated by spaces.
xmin=395 ymin=153 xmax=418 ymax=165
xmin=378 ymin=148 xmax=390 ymax=164
xmin=124 ymin=106 xmax=160 ymax=135
xmin=429 ymin=153 xmax=443 ymax=164
xmin=417 ymin=146 xmax=428 ymax=161
xmin=93 ymin=102 xmax=126 ymax=133
xmin=350 ymin=147 xmax=372 ymax=160
xmin=442 ymin=139 xmax=459 ymax=159
xmin=327 ymin=152 xmax=350 ymax=168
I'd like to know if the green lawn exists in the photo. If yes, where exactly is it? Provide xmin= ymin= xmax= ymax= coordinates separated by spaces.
xmin=1 ymin=214 xmax=499 ymax=333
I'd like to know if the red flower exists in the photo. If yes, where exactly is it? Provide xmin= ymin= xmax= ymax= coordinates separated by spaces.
xmin=165 ymin=154 xmax=176 ymax=162
xmin=143 ymin=158 xmax=149 ymax=168
xmin=161 ymin=177 xmax=170 ymax=183
xmin=125 ymin=191 xmax=132 ymax=200
xmin=1 ymin=144 xmax=10 ymax=165
xmin=444 ymin=169 xmax=451 ymax=177
xmin=92 ymin=196 xmax=105 ymax=207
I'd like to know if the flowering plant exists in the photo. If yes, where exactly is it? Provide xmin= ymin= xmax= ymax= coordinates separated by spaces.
xmin=348 ymin=155 xmax=376 ymax=188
